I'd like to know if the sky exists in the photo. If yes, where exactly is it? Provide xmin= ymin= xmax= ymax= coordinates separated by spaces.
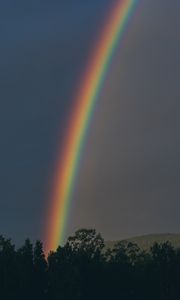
xmin=0 ymin=0 xmax=180 ymax=246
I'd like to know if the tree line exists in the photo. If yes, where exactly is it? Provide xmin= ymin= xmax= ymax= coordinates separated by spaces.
xmin=0 ymin=228 xmax=180 ymax=300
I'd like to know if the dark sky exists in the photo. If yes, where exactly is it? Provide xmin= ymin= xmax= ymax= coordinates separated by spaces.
xmin=0 ymin=0 xmax=180 ymax=246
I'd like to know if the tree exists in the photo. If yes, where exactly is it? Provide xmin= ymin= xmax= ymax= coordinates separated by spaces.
xmin=150 ymin=242 xmax=177 ymax=299
xmin=67 ymin=228 xmax=104 ymax=260
xmin=17 ymin=239 xmax=34 ymax=299
xmin=0 ymin=235 xmax=17 ymax=299
xmin=34 ymin=240 xmax=47 ymax=298
xmin=47 ymin=245 xmax=81 ymax=300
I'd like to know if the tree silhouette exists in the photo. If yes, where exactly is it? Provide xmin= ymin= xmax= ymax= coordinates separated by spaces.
xmin=17 ymin=239 xmax=34 ymax=299
xmin=0 ymin=236 xmax=17 ymax=299
xmin=0 ymin=230 xmax=179 ymax=299
xmin=34 ymin=240 xmax=47 ymax=298
xmin=67 ymin=228 xmax=104 ymax=259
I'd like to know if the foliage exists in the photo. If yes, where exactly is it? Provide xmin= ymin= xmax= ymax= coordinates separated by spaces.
xmin=0 ymin=229 xmax=180 ymax=299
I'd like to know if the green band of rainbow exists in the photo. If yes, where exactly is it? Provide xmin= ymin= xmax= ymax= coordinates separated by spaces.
xmin=45 ymin=0 xmax=138 ymax=253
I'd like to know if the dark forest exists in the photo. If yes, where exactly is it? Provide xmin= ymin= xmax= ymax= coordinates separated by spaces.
xmin=0 ymin=228 xmax=180 ymax=300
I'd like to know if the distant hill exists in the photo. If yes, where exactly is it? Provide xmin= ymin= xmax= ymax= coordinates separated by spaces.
xmin=106 ymin=234 xmax=180 ymax=251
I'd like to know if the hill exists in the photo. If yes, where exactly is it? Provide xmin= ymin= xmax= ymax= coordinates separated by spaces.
xmin=106 ymin=233 xmax=180 ymax=251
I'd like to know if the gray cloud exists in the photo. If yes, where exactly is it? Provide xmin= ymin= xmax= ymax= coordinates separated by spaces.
xmin=0 ymin=0 xmax=180 ymax=245
xmin=69 ymin=0 xmax=180 ymax=241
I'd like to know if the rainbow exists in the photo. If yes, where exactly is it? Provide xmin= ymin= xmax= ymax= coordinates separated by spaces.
xmin=45 ymin=0 xmax=138 ymax=253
